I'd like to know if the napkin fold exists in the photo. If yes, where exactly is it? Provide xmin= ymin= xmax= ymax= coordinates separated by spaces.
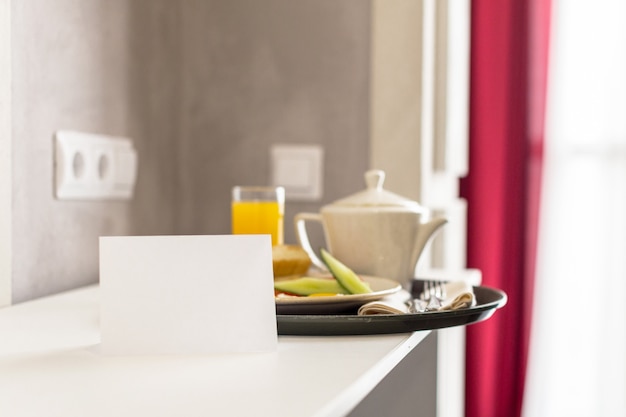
xmin=357 ymin=281 xmax=476 ymax=316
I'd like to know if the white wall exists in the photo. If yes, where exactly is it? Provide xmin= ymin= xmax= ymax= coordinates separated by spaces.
xmin=3 ymin=0 xmax=371 ymax=304
xmin=10 ymin=0 xmax=165 ymax=303
xmin=0 ymin=0 xmax=11 ymax=307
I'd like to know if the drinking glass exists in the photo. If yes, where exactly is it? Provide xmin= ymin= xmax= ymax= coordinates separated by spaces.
xmin=231 ymin=186 xmax=285 ymax=246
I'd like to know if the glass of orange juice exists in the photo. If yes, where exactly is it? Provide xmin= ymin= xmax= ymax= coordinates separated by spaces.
xmin=231 ymin=186 xmax=285 ymax=246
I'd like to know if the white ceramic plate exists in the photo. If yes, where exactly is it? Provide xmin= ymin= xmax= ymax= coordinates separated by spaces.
xmin=275 ymin=275 xmax=402 ymax=315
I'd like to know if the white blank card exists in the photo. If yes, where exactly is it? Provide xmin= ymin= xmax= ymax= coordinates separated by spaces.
xmin=99 ymin=235 xmax=277 ymax=355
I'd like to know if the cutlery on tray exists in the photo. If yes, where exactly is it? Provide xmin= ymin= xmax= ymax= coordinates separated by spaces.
xmin=358 ymin=280 xmax=476 ymax=316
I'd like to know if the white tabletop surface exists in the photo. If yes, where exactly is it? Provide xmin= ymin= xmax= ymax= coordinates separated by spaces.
xmin=0 ymin=285 xmax=430 ymax=417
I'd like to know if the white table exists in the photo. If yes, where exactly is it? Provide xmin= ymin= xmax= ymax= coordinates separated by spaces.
xmin=0 ymin=285 xmax=439 ymax=417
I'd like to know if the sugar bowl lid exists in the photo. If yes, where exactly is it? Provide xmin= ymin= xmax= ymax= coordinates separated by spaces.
xmin=330 ymin=170 xmax=426 ymax=212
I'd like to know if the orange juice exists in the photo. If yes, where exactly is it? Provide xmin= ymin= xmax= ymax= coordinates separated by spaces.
xmin=231 ymin=201 xmax=284 ymax=245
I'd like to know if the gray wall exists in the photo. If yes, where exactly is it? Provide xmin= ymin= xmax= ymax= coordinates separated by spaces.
xmin=10 ymin=0 xmax=371 ymax=303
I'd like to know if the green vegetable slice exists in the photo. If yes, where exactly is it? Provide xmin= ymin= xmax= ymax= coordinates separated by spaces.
xmin=320 ymin=249 xmax=372 ymax=294
xmin=274 ymin=277 xmax=349 ymax=296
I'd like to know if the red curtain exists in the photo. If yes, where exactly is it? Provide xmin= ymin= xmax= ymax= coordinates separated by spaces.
xmin=460 ymin=1 xmax=551 ymax=417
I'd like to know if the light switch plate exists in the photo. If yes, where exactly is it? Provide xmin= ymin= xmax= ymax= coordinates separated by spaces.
xmin=271 ymin=144 xmax=323 ymax=201
xmin=54 ymin=130 xmax=138 ymax=200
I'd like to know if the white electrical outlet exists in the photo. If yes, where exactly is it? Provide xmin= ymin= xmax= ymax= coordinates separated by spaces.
xmin=54 ymin=130 xmax=138 ymax=200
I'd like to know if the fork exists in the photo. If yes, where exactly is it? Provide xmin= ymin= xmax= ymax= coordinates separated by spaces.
xmin=422 ymin=280 xmax=446 ymax=310
xmin=407 ymin=280 xmax=447 ymax=313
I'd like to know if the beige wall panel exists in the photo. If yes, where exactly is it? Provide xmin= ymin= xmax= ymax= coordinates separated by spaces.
xmin=370 ymin=0 xmax=424 ymax=202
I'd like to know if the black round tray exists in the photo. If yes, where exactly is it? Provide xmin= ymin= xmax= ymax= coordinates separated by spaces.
xmin=276 ymin=285 xmax=507 ymax=336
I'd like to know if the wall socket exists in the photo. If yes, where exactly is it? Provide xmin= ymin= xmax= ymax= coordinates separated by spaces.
xmin=54 ymin=130 xmax=138 ymax=200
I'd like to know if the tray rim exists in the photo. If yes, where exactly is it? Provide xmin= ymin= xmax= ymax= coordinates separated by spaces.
xmin=276 ymin=284 xmax=507 ymax=336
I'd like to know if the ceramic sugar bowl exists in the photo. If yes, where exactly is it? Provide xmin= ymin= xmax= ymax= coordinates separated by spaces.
xmin=294 ymin=170 xmax=447 ymax=288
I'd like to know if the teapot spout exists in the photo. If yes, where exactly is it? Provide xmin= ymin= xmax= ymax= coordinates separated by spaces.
xmin=412 ymin=217 xmax=448 ymax=269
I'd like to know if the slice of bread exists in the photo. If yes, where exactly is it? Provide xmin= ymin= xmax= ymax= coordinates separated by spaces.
xmin=272 ymin=245 xmax=311 ymax=278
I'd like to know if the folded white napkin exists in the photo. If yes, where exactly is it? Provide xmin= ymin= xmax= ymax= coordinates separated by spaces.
xmin=357 ymin=281 xmax=476 ymax=316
